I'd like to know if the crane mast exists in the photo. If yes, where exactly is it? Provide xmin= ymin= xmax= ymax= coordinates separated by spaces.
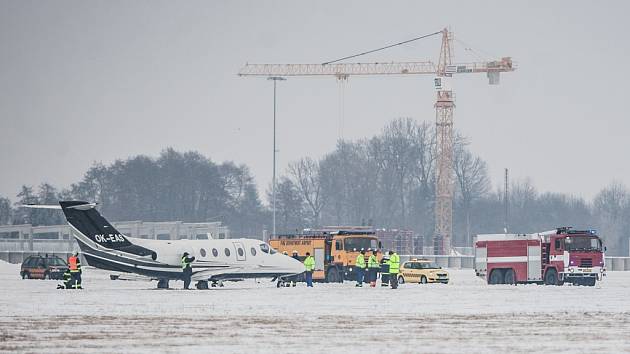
xmin=239 ymin=27 xmax=515 ymax=254
xmin=435 ymin=29 xmax=455 ymax=254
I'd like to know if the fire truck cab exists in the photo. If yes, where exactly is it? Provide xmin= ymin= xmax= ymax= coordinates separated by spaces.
xmin=269 ymin=227 xmax=382 ymax=283
xmin=475 ymin=227 xmax=605 ymax=286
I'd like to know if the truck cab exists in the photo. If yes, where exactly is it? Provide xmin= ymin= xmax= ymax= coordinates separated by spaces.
xmin=546 ymin=229 xmax=605 ymax=286
xmin=270 ymin=227 xmax=382 ymax=283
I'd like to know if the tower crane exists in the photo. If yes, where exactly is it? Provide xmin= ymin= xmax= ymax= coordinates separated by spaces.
xmin=239 ymin=28 xmax=515 ymax=254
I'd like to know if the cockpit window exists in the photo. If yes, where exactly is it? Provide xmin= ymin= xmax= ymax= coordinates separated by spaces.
xmin=259 ymin=243 xmax=278 ymax=254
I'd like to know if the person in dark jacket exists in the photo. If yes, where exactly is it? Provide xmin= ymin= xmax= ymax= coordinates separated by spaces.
xmin=290 ymin=250 xmax=300 ymax=287
xmin=181 ymin=252 xmax=196 ymax=289
xmin=57 ymin=268 xmax=72 ymax=289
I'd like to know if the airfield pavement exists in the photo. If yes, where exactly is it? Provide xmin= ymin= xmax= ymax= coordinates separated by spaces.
xmin=0 ymin=260 xmax=629 ymax=353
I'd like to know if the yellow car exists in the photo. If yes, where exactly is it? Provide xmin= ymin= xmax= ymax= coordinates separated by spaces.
xmin=398 ymin=259 xmax=449 ymax=284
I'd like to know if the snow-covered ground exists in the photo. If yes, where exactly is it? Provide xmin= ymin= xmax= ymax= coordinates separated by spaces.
xmin=1 ymin=260 xmax=628 ymax=353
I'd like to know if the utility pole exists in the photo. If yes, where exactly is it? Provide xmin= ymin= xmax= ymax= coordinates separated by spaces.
xmin=504 ymin=168 xmax=509 ymax=234
xmin=268 ymin=76 xmax=285 ymax=238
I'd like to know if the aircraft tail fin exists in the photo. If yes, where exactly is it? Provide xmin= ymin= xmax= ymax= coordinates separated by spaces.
xmin=59 ymin=201 xmax=154 ymax=257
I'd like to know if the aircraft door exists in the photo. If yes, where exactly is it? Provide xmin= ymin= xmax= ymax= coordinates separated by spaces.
xmin=233 ymin=242 xmax=246 ymax=261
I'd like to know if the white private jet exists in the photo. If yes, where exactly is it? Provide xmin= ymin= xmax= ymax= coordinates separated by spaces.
xmin=24 ymin=201 xmax=304 ymax=289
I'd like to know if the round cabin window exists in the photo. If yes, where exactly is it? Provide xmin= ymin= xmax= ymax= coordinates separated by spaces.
xmin=237 ymin=248 xmax=244 ymax=257
xmin=199 ymin=248 xmax=206 ymax=257
xmin=250 ymin=247 xmax=257 ymax=256
xmin=224 ymin=248 xmax=231 ymax=257
xmin=212 ymin=248 xmax=218 ymax=257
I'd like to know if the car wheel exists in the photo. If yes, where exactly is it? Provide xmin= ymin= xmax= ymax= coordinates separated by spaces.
xmin=397 ymin=276 xmax=405 ymax=284
xmin=43 ymin=272 xmax=50 ymax=280
xmin=22 ymin=272 xmax=29 ymax=279
xmin=420 ymin=276 xmax=428 ymax=284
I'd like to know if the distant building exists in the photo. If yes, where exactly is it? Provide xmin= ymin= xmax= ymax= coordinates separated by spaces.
xmin=0 ymin=221 xmax=230 ymax=253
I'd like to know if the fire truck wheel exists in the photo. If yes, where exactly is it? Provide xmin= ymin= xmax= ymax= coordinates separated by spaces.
xmin=544 ymin=269 xmax=558 ymax=286
xmin=503 ymin=269 xmax=515 ymax=285
xmin=489 ymin=269 xmax=504 ymax=285
xmin=326 ymin=268 xmax=342 ymax=283
xmin=585 ymin=278 xmax=596 ymax=286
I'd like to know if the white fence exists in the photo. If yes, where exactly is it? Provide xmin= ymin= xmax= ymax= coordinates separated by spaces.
xmin=400 ymin=255 xmax=630 ymax=271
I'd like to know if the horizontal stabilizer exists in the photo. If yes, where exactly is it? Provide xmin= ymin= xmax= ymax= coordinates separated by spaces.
xmin=22 ymin=202 xmax=98 ymax=210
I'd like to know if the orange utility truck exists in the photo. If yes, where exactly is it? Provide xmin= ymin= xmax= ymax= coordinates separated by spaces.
xmin=269 ymin=227 xmax=382 ymax=283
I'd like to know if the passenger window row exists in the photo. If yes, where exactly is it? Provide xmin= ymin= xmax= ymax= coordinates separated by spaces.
xmin=197 ymin=244 xmax=272 ymax=258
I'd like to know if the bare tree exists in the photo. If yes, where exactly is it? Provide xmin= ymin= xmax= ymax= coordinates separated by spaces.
xmin=592 ymin=182 xmax=630 ymax=255
xmin=288 ymin=157 xmax=325 ymax=226
xmin=454 ymin=146 xmax=490 ymax=245
xmin=0 ymin=196 xmax=11 ymax=225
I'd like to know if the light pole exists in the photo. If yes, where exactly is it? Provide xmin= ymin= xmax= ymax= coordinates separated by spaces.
xmin=268 ymin=76 xmax=285 ymax=238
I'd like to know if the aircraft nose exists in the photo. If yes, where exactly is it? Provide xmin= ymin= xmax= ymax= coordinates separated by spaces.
xmin=288 ymin=256 xmax=306 ymax=274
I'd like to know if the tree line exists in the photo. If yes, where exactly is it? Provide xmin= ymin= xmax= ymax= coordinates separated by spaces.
xmin=1 ymin=118 xmax=628 ymax=255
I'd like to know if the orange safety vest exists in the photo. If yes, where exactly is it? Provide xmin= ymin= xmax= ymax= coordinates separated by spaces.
xmin=69 ymin=256 xmax=79 ymax=272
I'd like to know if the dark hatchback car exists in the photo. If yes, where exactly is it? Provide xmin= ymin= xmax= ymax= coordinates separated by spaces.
xmin=20 ymin=255 xmax=68 ymax=280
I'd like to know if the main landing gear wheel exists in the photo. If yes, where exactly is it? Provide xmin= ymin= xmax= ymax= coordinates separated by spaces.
xmin=157 ymin=279 xmax=170 ymax=289
xmin=196 ymin=281 xmax=209 ymax=290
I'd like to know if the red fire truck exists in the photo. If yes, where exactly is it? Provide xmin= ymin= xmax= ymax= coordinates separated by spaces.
xmin=474 ymin=227 xmax=605 ymax=286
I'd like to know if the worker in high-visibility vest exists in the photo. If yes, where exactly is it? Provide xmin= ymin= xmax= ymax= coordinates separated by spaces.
xmin=355 ymin=249 xmax=366 ymax=287
xmin=68 ymin=252 xmax=82 ymax=289
xmin=388 ymin=250 xmax=400 ymax=289
xmin=367 ymin=249 xmax=380 ymax=287
xmin=303 ymin=252 xmax=315 ymax=287
xmin=57 ymin=268 xmax=72 ymax=289
xmin=181 ymin=252 xmax=196 ymax=289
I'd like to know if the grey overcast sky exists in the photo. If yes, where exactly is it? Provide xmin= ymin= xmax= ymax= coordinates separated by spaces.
xmin=1 ymin=1 xmax=629 ymax=201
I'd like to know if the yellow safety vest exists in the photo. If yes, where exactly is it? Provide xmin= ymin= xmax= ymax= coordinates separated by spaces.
xmin=389 ymin=253 xmax=400 ymax=274
xmin=304 ymin=256 xmax=315 ymax=271
xmin=181 ymin=256 xmax=192 ymax=270
xmin=368 ymin=254 xmax=379 ymax=268
xmin=355 ymin=254 xmax=366 ymax=269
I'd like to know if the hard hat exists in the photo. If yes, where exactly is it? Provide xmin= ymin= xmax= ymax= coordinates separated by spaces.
xmin=292 ymin=250 xmax=298 ymax=254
